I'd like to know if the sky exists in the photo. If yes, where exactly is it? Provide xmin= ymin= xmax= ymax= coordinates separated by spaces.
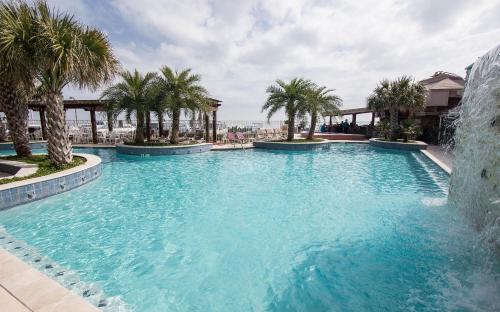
xmin=48 ymin=0 xmax=500 ymax=121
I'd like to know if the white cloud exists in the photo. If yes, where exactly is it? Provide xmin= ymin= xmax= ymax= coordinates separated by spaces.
xmin=57 ymin=0 xmax=500 ymax=120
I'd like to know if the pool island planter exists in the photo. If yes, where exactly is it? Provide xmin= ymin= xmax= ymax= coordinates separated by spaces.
xmin=0 ymin=153 xmax=102 ymax=210
xmin=369 ymin=138 xmax=427 ymax=151
xmin=253 ymin=140 xmax=330 ymax=151
xmin=116 ymin=143 xmax=213 ymax=156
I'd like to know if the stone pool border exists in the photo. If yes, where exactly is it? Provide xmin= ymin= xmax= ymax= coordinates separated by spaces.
xmin=0 ymin=153 xmax=102 ymax=211
xmin=253 ymin=140 xmax=330 ymax=151
xmin=369 ymin=138 xmax=427 ymax=151
xmin=420 ymin=150 xmax=452 ymax=175
xmin=0 ymin=248 xmax=100 ymax=312
xmin=116 ymin=143 xmax=213 ymax=156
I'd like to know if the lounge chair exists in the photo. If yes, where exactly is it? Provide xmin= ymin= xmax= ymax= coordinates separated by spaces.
xmin=235 ymin=132 xmax=247 ymax=144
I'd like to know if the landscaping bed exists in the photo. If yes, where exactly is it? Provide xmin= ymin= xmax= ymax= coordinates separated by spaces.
xmin=0 ymin=155 xmax=86 ymax=185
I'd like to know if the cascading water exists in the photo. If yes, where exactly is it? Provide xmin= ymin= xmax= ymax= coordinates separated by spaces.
xmin=449 ymin=44 xmax=500 ymax=251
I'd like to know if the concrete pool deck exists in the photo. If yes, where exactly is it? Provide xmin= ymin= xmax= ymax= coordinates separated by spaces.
xmin=0 ymin=248 xmax=99 ymax=312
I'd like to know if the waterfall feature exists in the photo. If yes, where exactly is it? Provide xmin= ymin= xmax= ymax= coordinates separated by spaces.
xmin=449 ymin=45 xmax=500 ymax=251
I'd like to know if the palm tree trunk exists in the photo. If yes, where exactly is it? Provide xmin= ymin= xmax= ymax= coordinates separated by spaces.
xmin=46 ymin=91 xmax=72 ymax=165
xmin=135 ymin=110 xmax=145 ymax=143
xmin=287 ymin=113 xmax=295 ymax=141
xmin=0 ymin=119 xmax=6 ymax=142
xmin=170 ymin=108 xmax=180 ymax=144
xmin=0 ymin=79 xmax=31 ymax=156
xmin=158 ymin=113 xmax=163 ymax=138
xmin=107 ymin=111 xmax=113 ymax=132
xmin=307 ymin=112 xmax=317 ymax=140
xmin=146 ymin=111 xmax=151 ymax=141
xmin=389 ymin=107 xmax=399 ymax=141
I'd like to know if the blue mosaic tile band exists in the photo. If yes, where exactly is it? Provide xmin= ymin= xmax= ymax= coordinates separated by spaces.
xmin=0 ymin=141 xmax=48 ymax=150
xmin=116 ymin=143 xmax=213 ymax=156
xmin=0 ymin=162 xmax=102 ymax=211
xmin=369 ymin=139 xmax=427 ymax=151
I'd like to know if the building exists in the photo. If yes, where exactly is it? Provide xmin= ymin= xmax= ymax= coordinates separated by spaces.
xmin=414 ymin=71 xmax=465 ymax=144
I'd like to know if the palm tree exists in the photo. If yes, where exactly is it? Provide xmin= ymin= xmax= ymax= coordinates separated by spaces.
xmin=367 ymin=76 xmax=426 ymax=140
xmin=0 ymin=1 xmax=39 ymax=157
xmin=35 ymin=1 xmax=118 ymax=165
xmin=155 ymin=66 xmax=209 ymax=144
xmin=101 ymin=70 xmax=156 ymax=143
xmin=262 ymin=78 xmax=312 ymax=141
xmin=148 ymin=89 xmax=168 ymax=138
xmin=102 ymin=100 xmax=122 ymax=132
xmin=304 ymin=85 xmax=342 ymax=139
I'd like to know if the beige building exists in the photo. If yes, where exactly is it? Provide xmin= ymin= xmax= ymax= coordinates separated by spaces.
xmin=414 ymin=71 xmax=465 ymax=143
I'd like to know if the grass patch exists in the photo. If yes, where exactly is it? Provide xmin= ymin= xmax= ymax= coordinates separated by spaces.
xmin=0 ymin=155 xmax=85 ymax=185
xmin=269 ymin=138 xmax=325 ymax=143
xmin=123 ymin=141 xmax=201 ymax=146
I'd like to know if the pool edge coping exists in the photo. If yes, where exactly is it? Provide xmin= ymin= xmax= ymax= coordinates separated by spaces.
xmin=420 ymin=150 xmax=452 ymax=175
xmin=0 ymin=247 xmax=100 ymax=312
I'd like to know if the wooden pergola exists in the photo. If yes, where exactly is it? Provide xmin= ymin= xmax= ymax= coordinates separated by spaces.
xmin=26 ymin=98 xmax=222 ymax=144
xmin=325 ymin=107 xmax=376 ymax=125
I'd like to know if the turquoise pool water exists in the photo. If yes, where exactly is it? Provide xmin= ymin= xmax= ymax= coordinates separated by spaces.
xmin=0 ymin=145 xmax=499 ymax=311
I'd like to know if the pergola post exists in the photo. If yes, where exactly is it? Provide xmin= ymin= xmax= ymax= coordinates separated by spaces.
xmin=204 ymin=113 xmax=210 ymax=142
xmin=212 ymin=110 xmax=217 ymax=143
xmin=371 ymin=112 xmax=375 ymax=126
xmin=39 ymin=108 xmax=47 ymax=140
xmin=329 ymin=116 xmax=332 ymax=126
xmin=352 ymin=113 xmax=357 ymax=125
xmin=146 ymin=112 xmax=151 ymax=141
xmin=90 ymin=108 xmax=98 ymax=144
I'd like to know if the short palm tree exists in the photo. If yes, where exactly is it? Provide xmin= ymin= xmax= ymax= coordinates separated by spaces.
xmin=304 ymin=85 xmax=342 ymax=139
xmin=155 ymin=66 xmax=209 ymax=144
xmin=102 ymin=100 xmax=122 ymax=132
xmin=367 ymin=76 xmax=426 ymax=140
xmin=262 ymin=78 xmax=312 ymax=141
xmin=36 ymin=1 xmax=118 ymax=165
xmin=0 ymin=1 xmax=39 ymax=157
xmin=101 ymin=70 xmax=156 ymax=143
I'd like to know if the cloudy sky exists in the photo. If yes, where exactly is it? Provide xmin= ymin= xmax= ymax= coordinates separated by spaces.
xmin=51 ymin=0 xmax=499 ymax=120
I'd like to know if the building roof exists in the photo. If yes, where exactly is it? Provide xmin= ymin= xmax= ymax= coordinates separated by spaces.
xmin=420 ymin=71 xmax=465 ymax=90
xmin=424 ymin=78 xmax=464 ymax=90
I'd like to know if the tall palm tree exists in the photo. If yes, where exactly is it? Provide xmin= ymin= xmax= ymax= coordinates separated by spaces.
xmin=367 ymin=76 xmax=426 ymax=140
xmin=35 ymin=1 xmax=118 ymax=165
xmin=262 ymin=78 xmax=312 ymax=141
xmin=155 ymin=66 xmax=209 ymax=144
xmin=101 ymin=70 xmax=156 ymax=143
xmin=0 ymin=1 xmax=39 ymax=157
xmin=304 ymin=85 xmax=342 ymax=139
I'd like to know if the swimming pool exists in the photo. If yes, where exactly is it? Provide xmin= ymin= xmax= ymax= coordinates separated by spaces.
xmin=0 ymin=145 xmax=499 ymax=311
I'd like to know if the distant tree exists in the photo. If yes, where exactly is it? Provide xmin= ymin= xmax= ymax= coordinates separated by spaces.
xmin=101 ymin=70 xmax=156 ymax=143
xmin=304 ymin=85 xmax=342 ymax=140
xmin=368 ymin=76 xmax=426 ymax=140
xmin=262 ymin=78 xmax=312 ymax=141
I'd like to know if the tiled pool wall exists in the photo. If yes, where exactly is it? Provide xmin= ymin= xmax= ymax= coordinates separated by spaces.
xmin=0 ymin=157 xmax=102 ymax=211
xmin=369 ymin=139 xmax=427 ymax=151
xmin=0 ymin=141 xmax=48 ymax=150
xmin=116 ymin=143 xmax=213 ymax=156
xmin=253 ymin=141 xmax=331 ymax=151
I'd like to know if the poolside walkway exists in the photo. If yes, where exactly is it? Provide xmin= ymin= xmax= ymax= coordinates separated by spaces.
xmin=422 ymin=145 xmax=453 ymax=174
xmin=0 ymin=248 xmax=99 ymax=312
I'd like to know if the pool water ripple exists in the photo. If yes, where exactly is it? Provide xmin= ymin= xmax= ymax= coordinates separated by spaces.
xmin=0 ymin=145 xmax=498 ymax=311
